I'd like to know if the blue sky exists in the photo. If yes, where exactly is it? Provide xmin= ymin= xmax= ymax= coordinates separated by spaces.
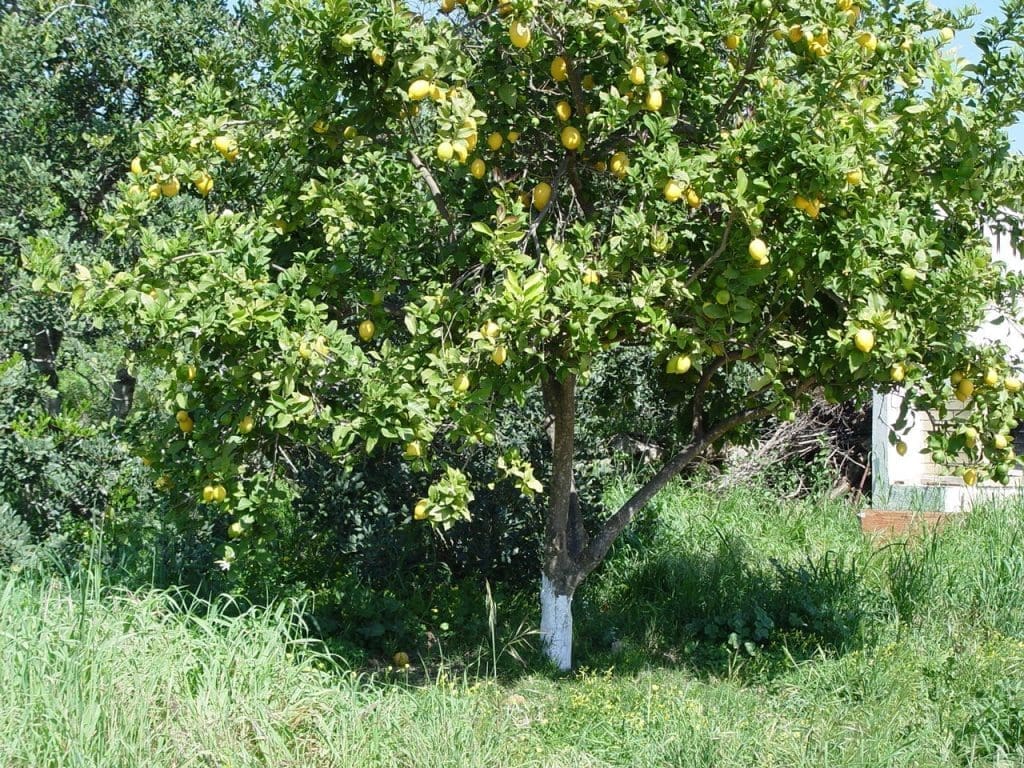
xmin=934 ymin=0 xmax=1023 ymax=149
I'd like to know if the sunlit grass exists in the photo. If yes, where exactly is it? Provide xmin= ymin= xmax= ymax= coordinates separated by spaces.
xmin=2 ymin=488 xmax=1024 ymax=766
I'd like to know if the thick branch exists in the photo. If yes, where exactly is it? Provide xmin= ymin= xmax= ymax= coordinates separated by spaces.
xmin=408 ymin=150 xmax=456 ymax=243
xmin=578 ymin=377 xmax=817 ymax=577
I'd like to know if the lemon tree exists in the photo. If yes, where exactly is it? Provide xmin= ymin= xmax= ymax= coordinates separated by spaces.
xmin=78 ymin=0 xmax=1024 ymax=668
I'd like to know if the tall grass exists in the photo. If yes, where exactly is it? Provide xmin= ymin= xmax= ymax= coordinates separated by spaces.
xmin=2 ymin=485 xmax=1024 ymax=766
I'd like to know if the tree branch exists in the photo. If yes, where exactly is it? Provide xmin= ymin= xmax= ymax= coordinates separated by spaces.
xmin=685 ymin=209 xmax=736 ymax=290
xmin=519 ymin=152 xmax=570 ymax=253
xmin=408 ymin=150 xmax=456 ymax=244
xmin=691 ymin=354 xmax=738 ymax=439
xmin=716 ymin=30 xmax=770 ymax=126
xmin=577 ymin=376 xmax=817 ymax=577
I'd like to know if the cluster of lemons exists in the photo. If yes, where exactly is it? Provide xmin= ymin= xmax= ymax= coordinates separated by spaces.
xmin=126 ymin=135 xmax=237 ymax=203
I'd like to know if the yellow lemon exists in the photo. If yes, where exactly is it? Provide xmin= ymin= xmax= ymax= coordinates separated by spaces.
xmin=533 ymin=181 xmax=552 ymax=210
xmin=857 ymin=31 xmax=877 ymax=52
xmin=725 ymin=33 xmax=741 ymax=50
xmin=160 ymin=177 xmax=180 ymax=197
xmin=663 ymin=180 xmax=683 ymax=202
xmin=686 ymin=188 xmax=701 ymax=208
xmin=358 ymin=319 xmax=376 ymax=341
xmin=956 ymin=379 xmax=975 ymax=402
xmin=853 ymin=328 xmax=875 ymax=354
xmin=845 ymin=168 xmax=863 ymax=186
xmin=408 ymin=79 xmax=432 ymax=101
xmin=748 ymin=238 xmax=768 ymax=264
xmin=645 ymin=89 xmax=663 ymax=111
xmin=628 ymin=65 xmax=645 ymax=85
xmin=453 ymin=373 xmax=471 ymax=393
xmin=470 ymin=158 xmax=486 ymax=179
xmin=491 ymin=345 xmax=508 ymax=365
xmin=487 ymin=132 xmax=504 ymax=151
xmin=555 ymin=100 xmax=572 ymax=121
xmin=666 ymin=354 xmax=692 ymax=374
xmin=550 ymin=56 xmax=568 ymax=81
xmin=130 ymin=156 xmax=143 ymax=175
xmin=610 ymin=151 xmax=628 ymax=178
xmin=436 ymin=141 xmax=454 ymax=162
xmin=509 ymin=19 xmax=531 ymax=48
xmin=413 ymin=500 xmax=429 ymax=520
xmin=560 ymin=125 xmax=582 ymax=150
xmin=213 ymin=135 xmax=239 ymax=160
xmin=238 ymin=415 xmax=255 ymax=434
xmin=452 ymin=140 xmax=469 ymax=164
xmin=194 ymin=171 xmax=214 ymax=197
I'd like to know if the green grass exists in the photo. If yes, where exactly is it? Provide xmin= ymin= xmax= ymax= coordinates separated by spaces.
xmin=3 ymin=485 xmax=1024 ymax=766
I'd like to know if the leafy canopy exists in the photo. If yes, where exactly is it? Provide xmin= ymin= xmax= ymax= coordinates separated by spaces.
xmin=74 ymin=0 xmax=1024 ymax=562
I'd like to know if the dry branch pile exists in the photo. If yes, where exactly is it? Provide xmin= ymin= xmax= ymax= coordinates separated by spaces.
xmin=718 ymin=395 xmax=872 ymax=498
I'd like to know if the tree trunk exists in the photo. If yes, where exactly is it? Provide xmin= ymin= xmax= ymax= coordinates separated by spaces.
xmin=539 ymin=373 xmax=586 ymax=670
xmin=26 ymin=327 xmax=62 ymax=416
xmin=110 ymin=368 xmax=136 ymax=419
xmin=535 ymin=363 xmax=813 ymax=670
xmin=540 ymin=572 xmax=574 ymax=670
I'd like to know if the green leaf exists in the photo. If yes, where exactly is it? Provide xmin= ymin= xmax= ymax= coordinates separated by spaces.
xmin=735 ymin=167 xmax=748 ymax=199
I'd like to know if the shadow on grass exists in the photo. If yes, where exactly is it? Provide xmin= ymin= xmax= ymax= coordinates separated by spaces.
xmin=569 ymin=533 xmax=873 ymax=678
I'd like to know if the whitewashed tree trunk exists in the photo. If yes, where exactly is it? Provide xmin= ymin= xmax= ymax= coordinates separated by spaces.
xmin=539 ymin=573 xmax=574 ymax=670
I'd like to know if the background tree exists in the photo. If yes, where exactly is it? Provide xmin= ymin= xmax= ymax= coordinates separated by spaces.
xmin=1 ymin=0 xmax=251 ymax=539
xmin=77 ymin=0 xmax=1024 ymax=668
